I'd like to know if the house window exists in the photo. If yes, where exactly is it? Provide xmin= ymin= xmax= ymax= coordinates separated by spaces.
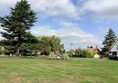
xmin=112 ymin=51 xmax=117 ymax=55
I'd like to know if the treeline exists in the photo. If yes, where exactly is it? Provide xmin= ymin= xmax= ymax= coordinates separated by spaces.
xmin=0 ymin=36 xmax=64 ymax=56
xmin=68 ymin=48 xmax=97 ymax=58
xmin=37 ymin=36 xmax=64 ymax=55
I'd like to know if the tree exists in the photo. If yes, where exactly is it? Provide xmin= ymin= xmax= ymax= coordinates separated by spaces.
xmin=37 ymin=36 xmax=64 ymax=55
xmin=85 ymin=49 xmax=96 ymax=58
xmin=101 ymin=28 xmax=117 ymax=56
xmin=0 ymin=0 xmax=37 ymax=56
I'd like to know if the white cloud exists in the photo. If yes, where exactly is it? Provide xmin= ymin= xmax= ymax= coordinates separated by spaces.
xmin=31 ymin=26 xmax=56 ymax=36
xmin=31 ymin=24 xmax=101 ymax=50
xmin=0 ymin=0 xmax=79 ymax=18
xmin=0 ymin=0 xmax=20 ymax=15
xmin=30 ymin=0 xmax=79 ymax=18
xmin=1 ymin=0 xmax=118 ymax=20
xmin=83 ymin=0 xmax=118 ymax=19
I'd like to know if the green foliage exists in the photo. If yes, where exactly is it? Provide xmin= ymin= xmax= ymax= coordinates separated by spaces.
xmin=74 ymin=48 xmax=86 ymax=58
xmin=20 ymin=43 xmax=39 ymax=56
xmin=61 ymin=49 xmax=66 ymax=53
xmin=62 ymin=52 xmax=69 ymax=60
xmin=0 ymin=0 xmax=37 ymax=56
xmin=37 ymin=36 xmax=64 ymax=55
xmin=68 ymin=50 xmax=75 ymax=57
xmin=0 ymin=50 xmax=4 ymax=55
xmin=101 ymin=28 xmax=117 ymax=56
xmin=69 ymin=48 xmax=96 ymax=58
xmin=48 ymin=52 xmax=56 ymax=59
xmin=102 ymin=28 xmax=117 ymax=48
xmin=85 ymin=50 xmax=96 ymax=58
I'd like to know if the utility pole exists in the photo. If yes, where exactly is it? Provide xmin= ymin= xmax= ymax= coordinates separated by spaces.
xmin=70 ymin=43 xmax=73 ymax=50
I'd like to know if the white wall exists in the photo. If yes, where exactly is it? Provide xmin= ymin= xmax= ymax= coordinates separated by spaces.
xmin=110 ymin=41 xmax=118 ymax=56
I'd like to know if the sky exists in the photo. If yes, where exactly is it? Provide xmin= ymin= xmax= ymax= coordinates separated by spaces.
xmin=0 ymin=0 xmax=118 ymax=50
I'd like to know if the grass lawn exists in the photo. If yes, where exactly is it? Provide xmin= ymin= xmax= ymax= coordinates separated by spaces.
xmin=0 ymin=57 xmax=118 ymax=83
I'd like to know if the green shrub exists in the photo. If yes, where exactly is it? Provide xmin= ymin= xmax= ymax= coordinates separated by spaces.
xmin=74 ymin=48 xmax=86 ymax=58
xmin=0 ymin=50 xmax=5 ymax=55
xmin=85 ymin=50 xmax=96 ymax=58
xmin=49 ymin=52 xmax=56 ymax=60
xmin=71 ymin=48 xmax=96 ymax=58
xmin=68 ymin=50 xmax=75 ymax=57
xmin=62 ymin=53 xmax=69 ymax=60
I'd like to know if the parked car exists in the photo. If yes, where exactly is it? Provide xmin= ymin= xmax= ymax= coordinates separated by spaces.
xmin=109 ymin=40 xmax=118 ymax=60
xmin=108 ymin=51 xmax=118 ymax=60
xmin=108 ymin=54 xmax=118 ymax=60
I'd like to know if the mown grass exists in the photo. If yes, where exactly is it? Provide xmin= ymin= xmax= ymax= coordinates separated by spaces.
xmin=0 ymin=57 xmax=118 ymax=83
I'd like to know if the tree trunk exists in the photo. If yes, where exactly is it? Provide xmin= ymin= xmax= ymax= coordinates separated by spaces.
xmin=15 ymin=34 xmax=21 ymax=56
xmin=16 ymin=47 xmax=20 ymax=56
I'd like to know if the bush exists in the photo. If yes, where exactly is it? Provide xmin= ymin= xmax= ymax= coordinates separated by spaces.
xmin=48 ymin=52 xmax=56 ymax=60
xmin=62 ymin=53 xmax=69 ymax=60
xmin=70 ymin=48 xmax=96 ymax=58
xmin=85 ymin=50 xmax=96 ymax=58
xmin=48 ymin=52 xmax=69 ymax=60
xmin=0 ymin=50 xmax=5 ymax=55
xmin=74 ymin=49 xmax=86 ymax=58
xmin=68 ymin=50 xmax=75 ymax=57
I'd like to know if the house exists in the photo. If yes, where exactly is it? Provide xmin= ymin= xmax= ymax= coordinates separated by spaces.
xmin=86 ymin=46 xmax=101 ymax=58
xmin=109 ymin=40 xmax=118 ymax=58
xmin=87 ymin=46 xmax=100 ymax=54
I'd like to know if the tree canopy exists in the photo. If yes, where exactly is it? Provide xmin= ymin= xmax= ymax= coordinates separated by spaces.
xmin=0 ymin=0 xmax=38 ymax=56
xmin=101 ymin=28 xmax=117 ymax=56
xmin=37 ymin=36 xmax=64 ymax=55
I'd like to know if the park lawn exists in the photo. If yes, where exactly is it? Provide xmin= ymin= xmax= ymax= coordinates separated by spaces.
xmin=0 ymin=57 xmax=118 ymax=83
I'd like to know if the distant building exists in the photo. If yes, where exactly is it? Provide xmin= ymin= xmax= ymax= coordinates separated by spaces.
xmin=109 ymin=40 xmax=118 ymax=57
xmin=87 ymin=46 xmax=101 ymax=58
xmin=87 ymin=46 xmax=100 ymax=54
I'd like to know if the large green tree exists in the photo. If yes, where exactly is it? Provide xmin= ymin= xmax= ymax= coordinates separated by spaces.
xmin=0 ymin=0 xmax=38 ymax=56
xmin=101 ymin=28 xmax=117 ymax=56
xmin=37 ymin=36 xmax=64 ymax=55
